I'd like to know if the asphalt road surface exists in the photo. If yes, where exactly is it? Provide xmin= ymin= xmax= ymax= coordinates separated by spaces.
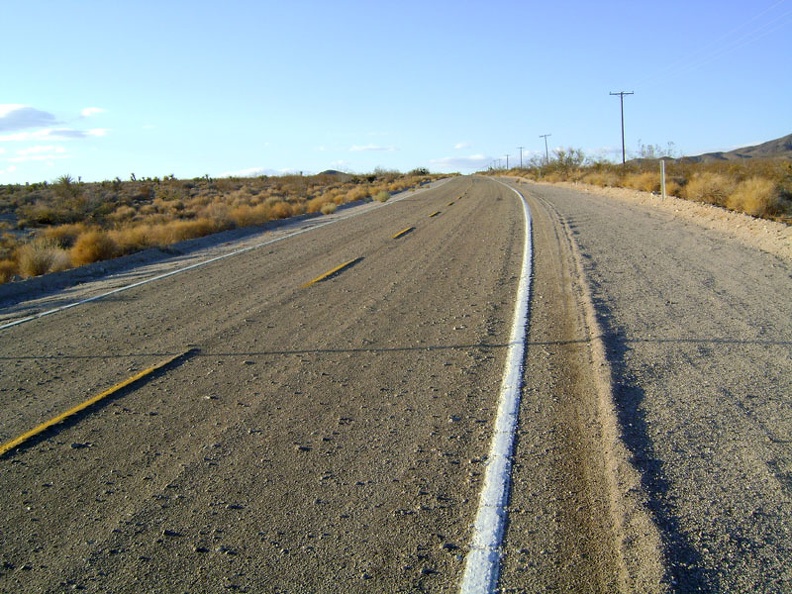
xmin=1 ymin=176 xmax=790 ymax=593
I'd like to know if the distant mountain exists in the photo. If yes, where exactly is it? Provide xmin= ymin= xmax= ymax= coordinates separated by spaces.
xmin=682 ymin=133 xmax=792 ymax=162
xmin=318 ymin=169 xmax=353 ymax=181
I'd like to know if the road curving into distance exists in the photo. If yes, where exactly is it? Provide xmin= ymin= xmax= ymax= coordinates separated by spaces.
xmin=1 ymin=175 xmax=789 ymax=592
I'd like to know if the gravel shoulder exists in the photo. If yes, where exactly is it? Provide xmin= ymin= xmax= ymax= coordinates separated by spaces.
xmin=545 ymin=180 xmax=792 ymax=263
xmin=499 ymin=183 xmax=665 ymax=593
xmin=513 ymin=179 xmax=792 ymax=592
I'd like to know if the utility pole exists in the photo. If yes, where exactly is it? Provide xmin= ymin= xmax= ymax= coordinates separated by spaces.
xmin=505 ymin=154 xmax=510 ymax=169
xmin=610 ymin=91 xmax=634 ymax=164
xmin=517 ymin=146 xmax=524 ymax=168
xmin=539 ymin=134 xmax=551 ymax=164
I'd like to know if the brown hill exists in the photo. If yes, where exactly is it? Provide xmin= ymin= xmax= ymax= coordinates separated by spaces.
xmin=683 ymin=133 xmax=792 ymax=162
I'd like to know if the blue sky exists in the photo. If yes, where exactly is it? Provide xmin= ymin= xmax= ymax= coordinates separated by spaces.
xmin=2 ymin=0 xmax=790 ymax=183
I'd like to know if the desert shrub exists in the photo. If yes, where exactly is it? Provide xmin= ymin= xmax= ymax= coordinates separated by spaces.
xmin=0 ymin=232 xmax=21 ymax=261
xmin=269 ymin=201 xmax=294 ymax=219
xmin=320 ymin=202 xmax=337 ymax=215
xmin=0 ymin=259 xmax=17 ymax=283
xmin=623 ymin=171 xmax=661 ymax=193
xmin=111 ymin=225 xmax=157 ymax=252
xmin=306 ymin=196 xmax=330 ymax=214
xmin=70 ymin=230 xmax=118 ymax=266
xmin=153 ymin=196 xmax=185 ymax=215
xmin=665 ymin=180 xmax=682 ymax=197
xmin=157 ymin=218 xmax=229 ymax=244
xmin=196 ymin=202 xmax=233 ymax=228
xmin=41 ymin=223 xmax=90 ymax=248
xmin=581 ymin=170 xmax=622 ymax=187
xmin=374 ymin=190 xmax=390 ymax=203
xmin=228 ymin=203 xmax=273 ymax=227
xmin=726 ymin=177 xmax=780 ymax=217
xmin=16 ymin=238 xmax=72 ymax=277
xmin=107 ymin=205 xmax=138 ymax=223
xmin=682 ymin=172 xmax=736 ymax=206
xmin=346 ymin=186 xmax=370 ymax=202
xmin=290 ymin=200 xmax=307 ymax=217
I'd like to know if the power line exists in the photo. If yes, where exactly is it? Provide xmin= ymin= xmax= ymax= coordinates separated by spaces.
xmin=634 ymin=1 xmax=792 ymax=89
xmin=610 ymin=92 xmax=634 ymax=164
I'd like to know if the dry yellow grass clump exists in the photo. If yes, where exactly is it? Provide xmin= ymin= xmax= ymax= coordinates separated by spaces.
xmin=16 ymin=238 xmax=72 ymax=277
xmin=70 ymin=230 xmax=117 ymax=266
xmin=682 ymin=172 xmax=737 ymax=206
xmin=726 ymin=177 xmax=780 ymax=217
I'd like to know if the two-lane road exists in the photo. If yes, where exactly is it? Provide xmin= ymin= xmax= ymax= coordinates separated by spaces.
xmin=3 ymin=175 xmax=788 ymax=592
xmin=2 ymin=177 xmax=593 ymax=593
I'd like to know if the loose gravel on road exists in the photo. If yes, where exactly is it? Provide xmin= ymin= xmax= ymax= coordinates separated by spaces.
xmin=1 ymin=176 xmax=789 ymax=592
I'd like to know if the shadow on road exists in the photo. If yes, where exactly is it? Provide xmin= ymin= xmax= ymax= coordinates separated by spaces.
xmin=592 ymin=295 xmax=720 ymax=593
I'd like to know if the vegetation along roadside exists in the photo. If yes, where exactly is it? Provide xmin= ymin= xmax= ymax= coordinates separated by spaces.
xmin=0 ymin=168 xmax=441 ymax=284
xmin=490 ymin=145 xmax=792 ymax=224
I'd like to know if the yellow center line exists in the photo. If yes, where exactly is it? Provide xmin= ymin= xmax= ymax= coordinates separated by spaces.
xmin=301 ymin=257 xmax=363 ymax=288
xmin=429 ymin=211 xmax=441 ymax=218
xmin=392 ymin=227 xmax=415 ymax=239
xmin=0 ymin=349 xmax=196 ymax=458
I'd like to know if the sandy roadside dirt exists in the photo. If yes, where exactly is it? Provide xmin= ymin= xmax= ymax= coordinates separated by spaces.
xmin=544 ymin=180 xmax=791 ymax=263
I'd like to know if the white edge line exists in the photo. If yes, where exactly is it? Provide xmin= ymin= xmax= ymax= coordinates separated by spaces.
xmin=0 ymin=181 xmax=442 ymax=332
xmin=460 ymin=181 xmax=532 ymax=593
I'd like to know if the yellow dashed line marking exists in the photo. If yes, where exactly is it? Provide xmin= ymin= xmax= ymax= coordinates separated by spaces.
xmin=0 ymin=349 xmax=196 ymax=458
xmin=302 ymin=257 xmax=363 ymax=288
xmin=392 ymin=227 xmax=415 ymax=239
xmin=429 ymin=211 xmax=441 ymax=218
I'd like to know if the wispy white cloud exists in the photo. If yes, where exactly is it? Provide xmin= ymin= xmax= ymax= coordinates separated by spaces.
xmin=0 ymin=104 xmax=26 ymax=117
xmin=81 ymin=107 xmax=106 ymax=117
xmin=349 ymin=144 xmax=396 ymax=153
xmin=454 ymin=141 xmax=472 ymax=150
